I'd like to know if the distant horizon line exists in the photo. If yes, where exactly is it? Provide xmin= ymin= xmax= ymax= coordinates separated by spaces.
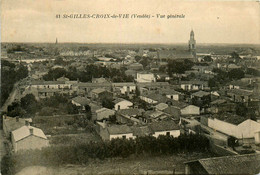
xmin=1 ymin=41 xmax=260 ymax=45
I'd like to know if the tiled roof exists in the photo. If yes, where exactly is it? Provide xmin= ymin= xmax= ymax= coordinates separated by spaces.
xmin=192 ymin=90 xmax=210 ymax=98
xmin=149 ymin=120 xmax=180 ymax=132
xmin=198 ymin=153 xmax=260 ymax=174
xmin=113 ymin=98 xmax=132 ymax=105
xmin=212 ymin=113 xmax=248 ymax=125
xmin=107 ymin=125 xmax=133 ymax=135
xmin=131 ymin=125 xmax=153 ymax=137
xmin=227 ymin=89 xmax=253 ymax=96
xmin=155 ymin=103 xmax=169 ymax=111
xmin=117 ymin=108 xmax=144 ymax=116
xmin=72 ymin=96 xmax=90 ymax=106
xmin=91 ymin=88 xmax=107 ymax=94
xmin=112 ymin=82 xmax=135 ymax=87
xmin=12 ymin=126 xmax=47 ymax=142
xmin=210 ymin=99 xmax=226 ymax=105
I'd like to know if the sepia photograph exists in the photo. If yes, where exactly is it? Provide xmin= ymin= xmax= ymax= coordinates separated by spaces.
xmin=0 ymin=0 xmax=260 ymax=174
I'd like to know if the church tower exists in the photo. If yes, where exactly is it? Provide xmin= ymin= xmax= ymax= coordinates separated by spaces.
xmin=188 ymin=30 xmax=196 ymax=57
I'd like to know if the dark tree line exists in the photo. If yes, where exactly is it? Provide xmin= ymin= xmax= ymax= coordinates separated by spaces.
xmin=1 ymin=134 xmax=209 ymax=175
xmin=167 ymin=59 xmax=194 ymax=76
xmin=1 ymin=61 xmax=28 ymax=107
xmin=43 ymin=64 xmax=134 ymax=82
xmin=7 ymin=94 xmax=79 ymax=117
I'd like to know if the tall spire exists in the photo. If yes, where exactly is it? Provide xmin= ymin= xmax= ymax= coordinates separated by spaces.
xmin=188 ymin=29 xmax=196 ymax=58
xmin=55 ymin=38 xmax=58 ymax=44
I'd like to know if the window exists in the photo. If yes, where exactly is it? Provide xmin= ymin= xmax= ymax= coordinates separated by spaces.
xmin=166 ymin=132 xmax=170 ymax=136
xmin=118 ymin=105 xmax=120 ymax=110
xmin=122 ymin=135 xmax=126 ymax=139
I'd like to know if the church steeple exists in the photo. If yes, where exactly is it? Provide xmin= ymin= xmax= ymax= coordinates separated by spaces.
xmin=188 ymin=30 xmax=196 ymax=57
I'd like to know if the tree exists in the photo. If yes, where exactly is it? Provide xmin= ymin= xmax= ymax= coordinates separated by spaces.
xmin=203 ymin=56 xmax=213 ymax=62
xmin=109 ymin=115 xmax=117 ymax=124
xmin=20 ymin=94 xmax=38 ymax=115
xmin=102 ymin=98 xmax=115 ymax=109
xmin=236 ymin=103 xmax=248 ymax=116
xmin=208 ymin=78 xmax=217 ymax=89
xmin=228 ymin=68 xmax=245 ymax=80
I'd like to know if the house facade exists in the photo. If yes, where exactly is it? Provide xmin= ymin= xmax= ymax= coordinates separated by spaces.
xmin=114 ymin=99 xmax=133 ymax=111
xmin=181 ymin=105 xmax=200 ymax=115
xmin=11 ymin=125 xmax=49 ymax=152
xmin=208 ymin=118 xmax=260 ymax=140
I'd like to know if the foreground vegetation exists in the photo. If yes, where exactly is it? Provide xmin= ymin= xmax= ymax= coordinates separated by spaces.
xmin=1 ymin=134 xmax=209 ymax=175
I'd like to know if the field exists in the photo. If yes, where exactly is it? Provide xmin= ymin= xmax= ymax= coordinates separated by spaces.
xmin=16 ymin=152 xmax=215 ymax=175
xmin=33 ymin=115 xmax=93 ymax=135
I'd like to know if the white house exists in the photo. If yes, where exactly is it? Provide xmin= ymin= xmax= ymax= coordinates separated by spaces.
xmin=112 ymin=83 xmax=136 ymax=95
xmin=136 ymin=73 xmax=156 ymax=83
xmin=98 ymin=123 xmax=135 ymax=141
xmin=149 ymin=121 xmax=180 ymax=138
xmin=255 ymin=131 xmax=260 ymax=144
xmin=11 ymin=125 xmax=49 ymax=152
xmin=180 ymin=81 xmax=208 ymax=91
xmin=114 ymin=98 xmax=133 ymax=111
xmin=208 ymin=118 xmax=260 ymax=140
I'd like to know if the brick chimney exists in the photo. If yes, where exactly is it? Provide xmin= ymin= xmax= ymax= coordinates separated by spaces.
xmin=25 ymin=120 xmax=30 ymax=126
xmin=29 ymin=128 xmax=33 ymax=135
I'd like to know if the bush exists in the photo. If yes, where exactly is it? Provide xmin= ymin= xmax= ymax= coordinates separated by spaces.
xmin=1 ymin=134 xmax=209 ymax=175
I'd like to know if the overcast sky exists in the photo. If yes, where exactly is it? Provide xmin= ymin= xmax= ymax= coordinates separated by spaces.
xmin=1 ymin=0 xmax=260 ymax=44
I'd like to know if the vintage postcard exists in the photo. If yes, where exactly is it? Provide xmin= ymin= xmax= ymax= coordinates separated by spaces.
xmin=1 ymin=0 xmax=260 ymax=174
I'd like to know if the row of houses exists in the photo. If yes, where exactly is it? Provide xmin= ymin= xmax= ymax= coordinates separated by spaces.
xmin=96 ymin=120 xmax=180 ymax=141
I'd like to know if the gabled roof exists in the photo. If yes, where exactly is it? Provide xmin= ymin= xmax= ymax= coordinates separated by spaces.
xmin=96 ymin=108 xmax=115 ymax=120
xmin=117 ymin=108 xmax=144 ymax=116
xmin=112 ymin=82 xmax=136 ymax=87
xmin=144 ymin=110 xmax=166 ymax=119
xmin=113 ymin=98 xmax=132 ymax=105
xmin=57 ymin=76 xmax=69 ymax=81
xmin=96 ymin=107 xmax=114 ymax=114
xmin=192 ymin=90 xmax=210 ymax=98
xmin=141 ymin=93 xmax=172 ymax=104
xmin=227 ymin=89 xmax=253 ymax=96
xmin=131 ymin=125 xmax=153 ymax=137
xmin=155 ymin=103 xmax=169 ymax=111
xmin=210 ymin=99 xmax=227 ymax=105
xmin=107 ymin=125 xmax=133 ymax=135
xmin=188 ymin=153 xmax=260 ymax=175
xmin=163 ymin=106 xmax=181 ymax=118
xmin=212 ymin=113 xmax=248 ymax=125
xmin=149 ymin=120 xmax=180 ymax=132
xmin=91 ymin=88 xmax=107 ymax=94
xmin=171 ymin=100 xmax=189 ymax=109
xmin=159 ymin=88 xmax=182 ymax=95
xmin=72 ymin=96 xmax=90 ymax=106
xmin=12 ymin=126 xmax=47 ymax=142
